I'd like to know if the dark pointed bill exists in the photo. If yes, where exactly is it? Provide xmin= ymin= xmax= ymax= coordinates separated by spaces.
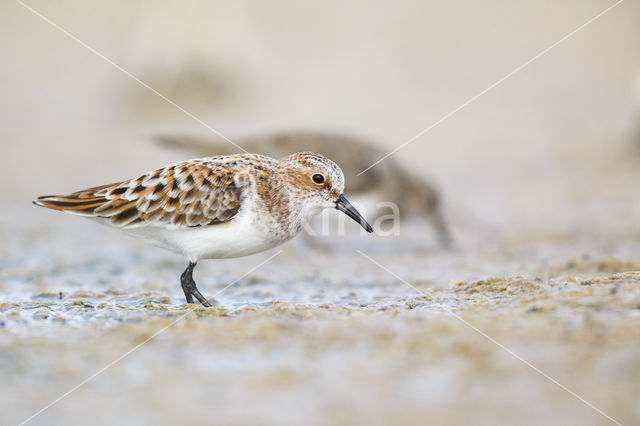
xmin=335 ymin=194 xmax=373 ymax=233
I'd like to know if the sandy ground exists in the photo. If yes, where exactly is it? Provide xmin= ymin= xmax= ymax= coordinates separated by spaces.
xmin=2 ymin=209 xmax=640 ymax=425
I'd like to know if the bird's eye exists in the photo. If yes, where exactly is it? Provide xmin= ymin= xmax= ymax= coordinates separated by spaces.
xmin=312 ymin=174 xmax=325 ymax=185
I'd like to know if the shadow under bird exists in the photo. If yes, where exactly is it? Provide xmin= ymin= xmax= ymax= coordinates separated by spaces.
xmin=33 ymin=151 xmax=373 ymax=307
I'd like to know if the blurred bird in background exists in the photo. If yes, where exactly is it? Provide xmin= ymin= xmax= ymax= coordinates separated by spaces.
xmin=157 ymin=131 xmax=452 ymax=247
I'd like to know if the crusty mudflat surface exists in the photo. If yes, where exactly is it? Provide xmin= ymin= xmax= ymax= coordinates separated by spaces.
xmin=2 ymin=216 xmax=639 ymax=426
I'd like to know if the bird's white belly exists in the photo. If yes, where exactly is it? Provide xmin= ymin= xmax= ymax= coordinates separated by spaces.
xmin=120 ymin=211 xmax=289 ymax=262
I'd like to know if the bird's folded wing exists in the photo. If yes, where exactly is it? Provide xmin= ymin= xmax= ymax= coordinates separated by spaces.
xmin=34 ymin=159 xmax=244 ymax=228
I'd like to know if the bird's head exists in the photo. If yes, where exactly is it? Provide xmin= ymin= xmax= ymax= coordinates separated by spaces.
xmin=278 ymin=152 xmax=373 ymax=232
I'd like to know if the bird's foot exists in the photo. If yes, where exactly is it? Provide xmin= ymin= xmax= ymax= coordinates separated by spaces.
xmin=180 ymin=261 xmax=214 ymax=308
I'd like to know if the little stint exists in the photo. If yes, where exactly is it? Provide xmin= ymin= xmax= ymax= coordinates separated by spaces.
xmin=158 ymin=131 xmax=451 ymax=246
xmin=34 ymin=151 xmax=373 ymax=306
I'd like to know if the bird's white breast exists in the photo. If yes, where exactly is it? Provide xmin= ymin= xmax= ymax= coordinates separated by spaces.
xmin=119 ymin=196 xmax=291 ymax=262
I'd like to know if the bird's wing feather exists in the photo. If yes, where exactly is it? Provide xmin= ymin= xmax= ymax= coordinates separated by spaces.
xmin=34 ymin=158 xmax=245 ymax=228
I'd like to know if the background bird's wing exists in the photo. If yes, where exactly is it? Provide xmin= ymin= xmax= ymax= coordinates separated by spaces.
xmin=34 ymin=158 xmax=244 ymax=228
xmin=156 ymin=132 xmax=387 ymax=192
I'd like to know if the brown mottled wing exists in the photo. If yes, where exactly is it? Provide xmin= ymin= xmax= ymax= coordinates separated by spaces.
xmin=34 ymin=159 xmax=244 ymax=228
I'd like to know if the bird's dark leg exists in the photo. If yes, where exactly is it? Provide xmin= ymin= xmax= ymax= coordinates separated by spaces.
xmin=180 ymin=263 xmax=195 ymax=304
xmin=180 ymin=262 xmax=212 ymax=307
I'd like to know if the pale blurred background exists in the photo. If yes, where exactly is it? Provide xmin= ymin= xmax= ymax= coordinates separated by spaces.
xmin=2 ymin=0 xmax=639 ymax=236
xmin=2 ymin=1 xmax=640 ymax=425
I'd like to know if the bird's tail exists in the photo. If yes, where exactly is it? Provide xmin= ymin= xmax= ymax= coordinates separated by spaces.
xmin=33 ymin=183 xmax=114 ymax=214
